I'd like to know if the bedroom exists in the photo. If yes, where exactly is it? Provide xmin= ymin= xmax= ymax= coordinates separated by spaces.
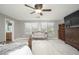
xmin=0 ymin=4 xmax=79 ymax=55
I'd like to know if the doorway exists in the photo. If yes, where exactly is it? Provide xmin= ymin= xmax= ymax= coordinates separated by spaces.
xmin=5 ymin=18 xmax=14 ymax=43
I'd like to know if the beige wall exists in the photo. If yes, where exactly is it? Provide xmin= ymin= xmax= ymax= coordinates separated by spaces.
xmin=0 ymin=14 xmax=5 ymax=42
xmin=0 ymin=13 xmax=25 ymax=42
xmin=14 ymin=20 xmax=25 ymax=39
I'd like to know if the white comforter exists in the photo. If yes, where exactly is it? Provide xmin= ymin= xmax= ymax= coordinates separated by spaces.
xmin=7 ymin=45 xmax=32 ymax=55
xmin=0 ymin=42 xmax=32 ymax=55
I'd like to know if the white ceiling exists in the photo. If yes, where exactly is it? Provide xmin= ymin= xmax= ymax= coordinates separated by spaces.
xmin=0 ymin=4 xmax=79 ymax=21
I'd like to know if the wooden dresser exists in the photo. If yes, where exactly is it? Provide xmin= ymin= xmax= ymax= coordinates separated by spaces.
xmin=58 ymin=24 xmax=65 ymax=41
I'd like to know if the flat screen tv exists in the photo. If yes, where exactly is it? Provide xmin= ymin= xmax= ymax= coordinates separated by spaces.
xmin=64 ymin=18 xmax=71 ymax=28
xmin=64 ymin=10 xmax=79 ymax=28
xmin=70 ymin=17 xmax=79 ymax=27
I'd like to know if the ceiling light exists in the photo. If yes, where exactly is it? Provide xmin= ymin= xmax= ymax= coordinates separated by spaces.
xmin=35 ymin=9 xmax=42 ymax=14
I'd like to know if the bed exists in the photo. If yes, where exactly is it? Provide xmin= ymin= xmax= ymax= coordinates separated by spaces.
xmin=0 ymin=39 xmax=32 ymax=55
xmin=32 ymin=31 xmax=48 ymax=39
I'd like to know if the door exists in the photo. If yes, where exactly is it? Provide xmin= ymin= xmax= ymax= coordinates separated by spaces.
xmin=5 ymin=18 xmax=14 ymax=43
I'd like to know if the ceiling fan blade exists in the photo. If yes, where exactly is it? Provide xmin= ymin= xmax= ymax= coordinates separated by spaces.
xmin=25 ymin=4 xmax=35 ymax=9
xmin=30 ymin=11 xmax=35 ymax=14
xmin=42 ymin=9 xmax=52 ymax=11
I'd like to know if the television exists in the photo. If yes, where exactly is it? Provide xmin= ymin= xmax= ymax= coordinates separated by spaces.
xmin=70 ymin=17 xmax=79 ymax=27
xmin=64 ymin=18 xmax=71 ymax=28
xmin=64 ymin=10 xmax=79 ymax=28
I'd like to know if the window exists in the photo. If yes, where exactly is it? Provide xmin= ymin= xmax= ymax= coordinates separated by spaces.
xmin=25 ymin=22 xmax=54 ymax=36
xmin=6 ymin=20 xmax=12 ymax=32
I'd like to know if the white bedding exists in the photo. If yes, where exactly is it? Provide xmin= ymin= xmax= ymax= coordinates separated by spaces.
xmin=0 ymin=41 xmax=32 ymax=55
xmin=7 ymin=45 xmax=32 ymax=55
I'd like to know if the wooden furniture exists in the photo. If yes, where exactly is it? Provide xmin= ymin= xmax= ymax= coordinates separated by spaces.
xmin=58 ymin=24 xmax=65 ymax=41
xmin=64 ymin=10 xmax=79 ymax=50
xmin=6 ymin=32 xmax=12 ymax=43
xmin=65 ymin=27 xmax=79 ymax=50
xmin=28 ymin=36 xmax=32 ymax=50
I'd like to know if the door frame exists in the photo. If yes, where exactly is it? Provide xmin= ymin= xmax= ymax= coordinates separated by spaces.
xmin=5 ymin=17 xmax=14 ymax=42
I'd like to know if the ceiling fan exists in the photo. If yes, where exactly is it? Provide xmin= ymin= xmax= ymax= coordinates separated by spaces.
xmin=25 ymin=4 xmax=52 ymax=16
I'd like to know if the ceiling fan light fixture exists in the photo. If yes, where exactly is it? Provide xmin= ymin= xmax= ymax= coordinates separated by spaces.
xmin=35 ymin=9 xmax=42 ymax=14
xmin=25 ymin=4 xmax=51 ymax=16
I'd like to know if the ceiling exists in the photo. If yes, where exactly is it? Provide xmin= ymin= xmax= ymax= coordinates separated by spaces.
xmin=0 ymin=4 xmax=79 ymax=21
